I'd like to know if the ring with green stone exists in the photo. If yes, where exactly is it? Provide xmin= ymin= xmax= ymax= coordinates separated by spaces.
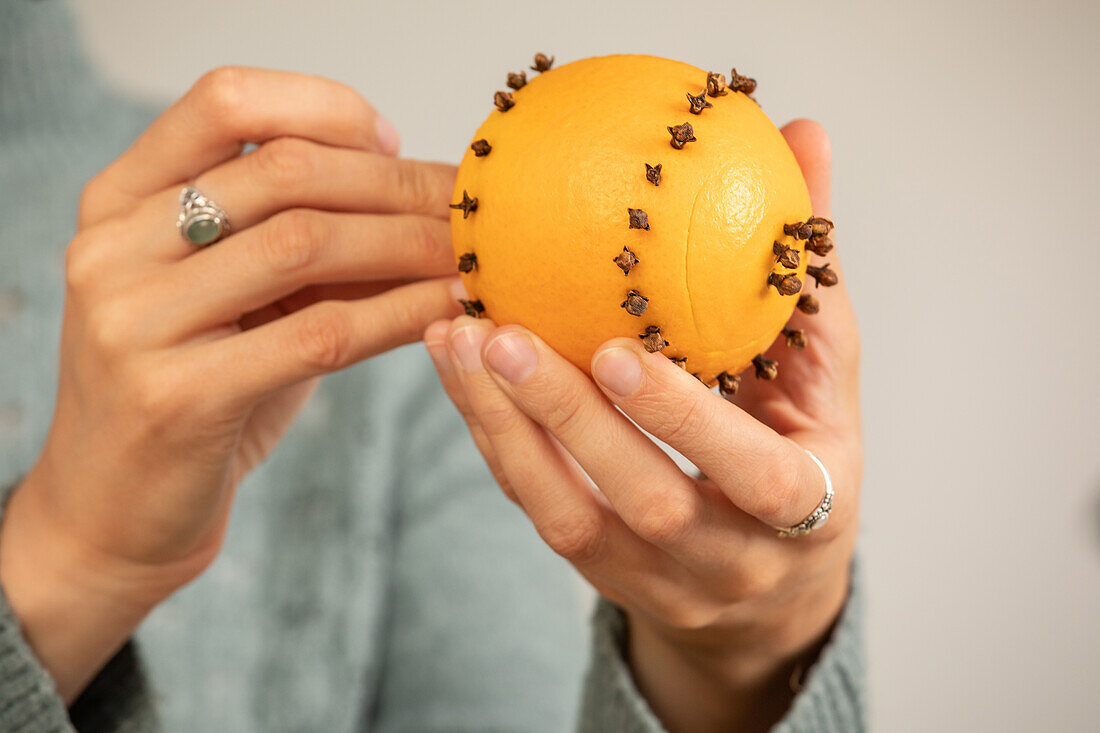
xmin=177 ymin=186 xmax=230 ymax=246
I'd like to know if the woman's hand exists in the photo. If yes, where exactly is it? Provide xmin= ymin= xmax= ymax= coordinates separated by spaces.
xmin=0 ymin=67 xmax=462 ymax=701
xmin=425 ymin=120 xmax=860 ymax=733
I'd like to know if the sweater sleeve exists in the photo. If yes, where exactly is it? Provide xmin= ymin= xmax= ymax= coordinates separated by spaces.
xmin=576 ymin=563 xmax=866 ymax=733
xmin=0 ymin=481 xmax=160 ymax=733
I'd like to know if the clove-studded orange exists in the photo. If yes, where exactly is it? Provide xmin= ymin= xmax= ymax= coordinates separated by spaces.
xmin=451 ymin=54 xmax=829 ymax=385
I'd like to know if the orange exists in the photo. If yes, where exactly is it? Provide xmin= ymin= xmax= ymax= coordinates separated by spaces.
xmin=451 ymin=54 xmax=814 ymax=385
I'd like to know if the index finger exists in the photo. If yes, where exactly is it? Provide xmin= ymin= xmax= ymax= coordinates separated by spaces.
xmin=81 ymin=66 xmax=400 ymax=226
xmin=590 ymin=338 xmax=828 ymax=532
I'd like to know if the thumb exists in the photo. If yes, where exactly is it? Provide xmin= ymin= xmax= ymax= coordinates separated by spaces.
xmin=781 ymin=118 xmax=832 ymax=217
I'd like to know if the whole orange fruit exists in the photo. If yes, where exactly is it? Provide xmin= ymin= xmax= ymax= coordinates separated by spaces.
xmin=451 ymin=54 xmax=831 ymax=390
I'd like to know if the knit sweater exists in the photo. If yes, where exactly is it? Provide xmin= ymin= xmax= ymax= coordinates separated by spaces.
xmin=0 ymin=2 xmax=865 ymax=731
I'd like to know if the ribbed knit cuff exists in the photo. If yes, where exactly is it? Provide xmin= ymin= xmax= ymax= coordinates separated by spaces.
xmin=577 ymin=561 xmax=865 ymax=733
xmin=0 ymin=480 xmax=159 ymax=732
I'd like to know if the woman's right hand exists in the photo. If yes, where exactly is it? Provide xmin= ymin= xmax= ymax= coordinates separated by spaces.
xmin=0 ymin=67 xmax=462 ymax=701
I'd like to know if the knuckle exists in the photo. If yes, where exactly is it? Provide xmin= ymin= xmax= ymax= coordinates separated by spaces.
xmin=193 ymin=66 xmax=249 ymax=122
xmin=541 ymin=390 xmax=591 ymax=438
xmin=254 ymin=136 xmax=315 ymax=187
xmin=747 ymin=443 xmax=804 ymax=523
xmin=260 ymin=209 xmax=327 ymax=273
xmin=295 ymin=303 xmax=352 ymax=371
xmin=655 ymin=395 xmax=711 ymax=447
xmin=632 ymin=493 xmax=698 ymax=546
xmin=657 ymin=601 xmax=720 ymax=632
xmin=473 ymin=398 xmax=527 ymax=440
xmin=127 ymin=366 xmax=187 ymax=424
xmin=538 ymin=515 xmax=605 ymax=564
xmin=84 ymin=299 xmax=132 ymax=355
xmin=76 ymin=175 xmax=108 ymax=227
xmin=64 ymin=231 xmax=101 ymax=293
xmin=394 ymin=161 xmax=435 ymax=213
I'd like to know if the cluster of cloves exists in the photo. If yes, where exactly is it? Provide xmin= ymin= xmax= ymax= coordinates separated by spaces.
xmin=453 ymin=54 xmax=560 ymax=321
xmin=768 ymin=241 xmax=803 ymax=296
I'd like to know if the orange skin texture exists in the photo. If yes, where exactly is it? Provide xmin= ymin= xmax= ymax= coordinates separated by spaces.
xmin=451 ymin=54 xmax=812 ymax=383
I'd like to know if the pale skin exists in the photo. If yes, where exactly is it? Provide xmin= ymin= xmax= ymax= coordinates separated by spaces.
xmin=424 ymin=120 xmax=862 ymax=733
xmin=0 ymin=62 xmax=861 ymax=729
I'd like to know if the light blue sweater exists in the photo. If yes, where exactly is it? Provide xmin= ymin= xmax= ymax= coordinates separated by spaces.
xmin=0 ymin=2 xmax=864 ymax=730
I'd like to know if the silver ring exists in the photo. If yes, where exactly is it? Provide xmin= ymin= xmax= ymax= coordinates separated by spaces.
xmin=177 ymin=186 xmax=230 ymax=246
xmin=773 ymin=449 xmax=834 ymax=538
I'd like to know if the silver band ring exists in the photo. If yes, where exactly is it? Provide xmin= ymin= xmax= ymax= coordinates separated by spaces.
xmin=177 ymin=186 xmax=230 ymax=246
xmin=773 ymin=449 xmax=834 ymax=538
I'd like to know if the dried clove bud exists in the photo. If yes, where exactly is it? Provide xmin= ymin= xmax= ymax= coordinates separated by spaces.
xmin=449 ymin=190 xmax=478 ymax=218
xmin=807 ymin=217 xmax=833 ymax=236
xmin=507 ymin=71 xmax=527 ymax=90
xmin=645 ymin=163 xmax=662 ymax=186
xmin=806 ymin=263 xmax=838 ymax=288
xmin=782 ymin=326 xmax=807 ymax=350
xmin=768 ymin=272 xmax=803 ymax=296
xmin=621 ymin=289 xmax=649 ymax=316
xmin=667 ymin=122 xmax=697 ymax=149
xmin=686 ymin=90 xmax=713 ymax=114
xmin=457 ymin=252 xmax=477 ymax=273
xmin=613 ymin=246 xmax=640 ymax=275
xmin=530 ymin=53 xmax=554 ymax=72
xmin=717 ymin=371 xmax=741 ymax=397
xmin=459 ymin=299 xmax=485 ymax=318
xmin=706 ymin=71 xmax=728 ymax=97
xmin=728 ymin=68 xmax=757 ymax=95
xmin=639 ymin=325 xmax=669 ymax=352
xmin=772 ymin=241 xmax=801 ymax=269
xmin=669 ymin=356 xmax=688 ymax=369
xmin=786 ymin=217 xmax=833 ymax=240
xmin=470 ymin=139 xmax=492 ymax=157
xmin=752 ymin=354 xmax=778 ymax=380
xmin=628 ymin=208 xmax=650 ymax=230
xmin=797 ymin=294 xmax=820 ymax=314
xmin=805 ymin=235 xmax=834 ymax=256
xmin=493 ymin=91 xmax=515 ymax=112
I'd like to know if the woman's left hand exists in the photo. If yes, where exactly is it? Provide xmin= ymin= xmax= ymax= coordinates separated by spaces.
xmin=425 ymin=119 xmax=860 ymax=733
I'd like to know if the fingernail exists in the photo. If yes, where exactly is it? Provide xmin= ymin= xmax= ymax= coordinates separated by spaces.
xmin=375 ymin=114 xmax=401 ymax=156
xmin=485 ymin=332 xmax=537 ymax=383
xmin=425 ymin=341 xmax=453 ymax=375
xmin=451 ymin=326 xmax=487 ymax=372
xmin=592 ymin=347 xmax=642 ymax=397
xmin=448 ymin=277 xmax=468 ymax=302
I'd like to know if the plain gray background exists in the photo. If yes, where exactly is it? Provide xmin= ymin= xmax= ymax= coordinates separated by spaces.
xmin=73 ymin=0 xmax=1099 ymax=730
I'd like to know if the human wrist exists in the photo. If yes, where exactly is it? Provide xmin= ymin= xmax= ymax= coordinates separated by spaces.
xmin=0 ymin=469 xmax=166 ymax=702
xmin=624 ymin=565 xmax=850 ymax=733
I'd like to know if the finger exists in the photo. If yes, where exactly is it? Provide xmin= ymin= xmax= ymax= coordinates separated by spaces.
xmin=423 ymin=319 xmax=518 ymax=504
xmin=445 ymin=317 xmax=667 ymax=576
xmin=144 ymin=211 xmax=454 ymax=343
xmin=472 ymin=324 xmax=736 ymax=558
xmin=81 ymin=67 xmax=400 ymax=227
xmin=191 ymin=278 xmax=462 ymax=406
xmin=590 ymin=337 xmax=834 ymax=533
xmin=128 ymin=139 xmax=456 ymax=260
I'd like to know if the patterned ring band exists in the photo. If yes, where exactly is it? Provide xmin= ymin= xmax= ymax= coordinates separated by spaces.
xmin=773 ymin=449 xmax=834 ymax=538
xmin=177 ymin=186 xmax=230 ymax=246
